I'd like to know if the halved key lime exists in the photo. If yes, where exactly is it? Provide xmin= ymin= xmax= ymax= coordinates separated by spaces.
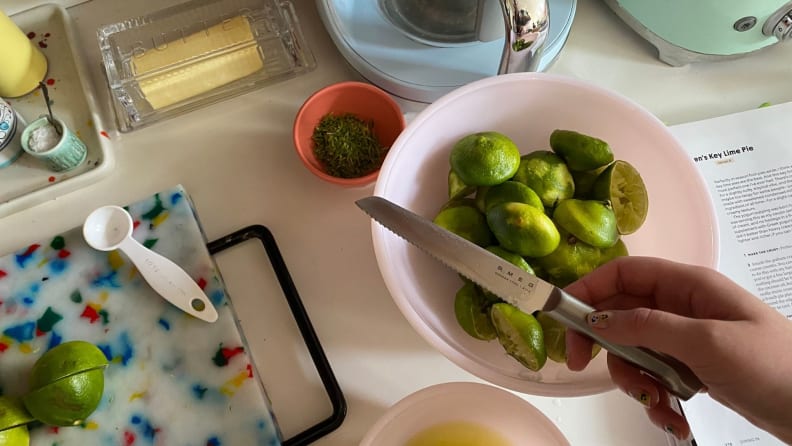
xmin=592 ymin=160 xmax=649 ymax=235
xmin=448 ymin=169 xmax=475 ymax=200
xmin=486 ymin=246 xmax=534 ymax=274
xmin=552 ymin=199 xmax=618 ymax=249
xmin=454 ymin=282 xmax=497 ymax=341
xmin=490 ymin=303 xmax=546 ymax=371
xmin=549 ymin=129 xmax=614 ymax=172
xmin=474 ymin=186 xmax=490 ymax=213
xmin=434 ymin=201 xmax=492 ymax=247
xmin=592 ymin=343 xmax=602 ymax=360
xmin=536 ymin=312 xmax=602 ymax=363
xmin=481 ymin=246 xmax=535 ymax=301
xmin=599 ymin=238 xmax=629 ymax=266
xmin=483 ymin=181 xmax=543 ymax=212
xmin=486 ymin=202 xmax=559 ymax=257
xmin=535 ymin=312 xmax=566 ymax=363
xmin=572 ymin=164 xmax=610 ymax=199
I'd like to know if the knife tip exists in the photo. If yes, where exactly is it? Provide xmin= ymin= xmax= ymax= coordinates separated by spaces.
xmin=355 ymin=196 xmax=380 ymax=210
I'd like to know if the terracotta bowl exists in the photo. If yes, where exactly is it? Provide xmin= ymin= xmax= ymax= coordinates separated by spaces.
xmin=293 ymin=81 xmax=405 ymax=187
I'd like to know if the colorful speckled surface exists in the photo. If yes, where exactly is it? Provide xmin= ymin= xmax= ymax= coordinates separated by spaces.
xmin=0 ymin=185 xmax=282 ymax=446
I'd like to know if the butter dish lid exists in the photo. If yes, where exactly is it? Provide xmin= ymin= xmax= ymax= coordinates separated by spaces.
xmin=97 ymin=0 xmax=316 ymax=132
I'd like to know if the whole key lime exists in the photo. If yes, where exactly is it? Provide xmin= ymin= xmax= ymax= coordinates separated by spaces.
xmin=0 ymin=396 xmax=33 ymax=446
xmin=28 ymin=341 xmax=109 ymax=390
xmin=450 ymin=131 xmax=521 ymax=186
xmin=535 ymin=228 xmax=603 ymax=288
xmin=0 ymin=425 xmax=29 ymax=446
xmin=512 ymin=151 xmax=575 ymax=208
xmin=23 ymin=341 xmax=109 ymax=427
xmin=23 ymin=368 xmax=106 ymax=427
xmin=0 ymin=396 xmax=34 ymax=431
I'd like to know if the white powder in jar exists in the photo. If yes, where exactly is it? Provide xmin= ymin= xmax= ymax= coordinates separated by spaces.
xmin=28 ymin=122 xmax=61 ymax=153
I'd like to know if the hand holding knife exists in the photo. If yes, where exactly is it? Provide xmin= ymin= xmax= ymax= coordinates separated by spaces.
xmin=356 ymin=195 xmax=704 ymax=400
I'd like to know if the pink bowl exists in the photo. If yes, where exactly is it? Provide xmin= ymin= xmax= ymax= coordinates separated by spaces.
xmin=360 ymin=382 xmax=569 ymax=446
xmin=371 ymin=72 xmax=719 ymax=397
xmin=293 ymin=81 xmax=406 ymax=187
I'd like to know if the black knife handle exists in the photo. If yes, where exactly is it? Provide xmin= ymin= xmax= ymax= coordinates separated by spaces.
xmin=543 ymin=288 xmax=704 ymax=401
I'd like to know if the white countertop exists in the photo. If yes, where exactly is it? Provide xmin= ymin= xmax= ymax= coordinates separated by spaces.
xmin=2 ymin=0 xmax=791 ymax=445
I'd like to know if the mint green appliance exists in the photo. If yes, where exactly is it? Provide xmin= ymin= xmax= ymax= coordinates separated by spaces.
xmin=604 ymin=0 xmax=792 ymax=65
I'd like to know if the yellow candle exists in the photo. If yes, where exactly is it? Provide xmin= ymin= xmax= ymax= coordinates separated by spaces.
xmin=0 ymin=10 xmax=48 ymax=98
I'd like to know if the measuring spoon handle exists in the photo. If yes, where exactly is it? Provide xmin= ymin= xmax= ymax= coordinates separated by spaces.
xmin=119 ymin=237 xmax=218 ymax=323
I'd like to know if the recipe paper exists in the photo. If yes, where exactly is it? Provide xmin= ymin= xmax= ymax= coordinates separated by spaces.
xmin=668 ymin=102 xmax=792 ymax=446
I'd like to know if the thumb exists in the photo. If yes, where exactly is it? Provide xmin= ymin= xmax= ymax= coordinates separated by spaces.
xmin=587 ymin=308 xmax=707 ymax=365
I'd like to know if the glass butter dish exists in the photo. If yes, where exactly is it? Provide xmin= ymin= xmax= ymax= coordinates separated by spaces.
xmin=98 ymin=0 xmax=316 ymax=132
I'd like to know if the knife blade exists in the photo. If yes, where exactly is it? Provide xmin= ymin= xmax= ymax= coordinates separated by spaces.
xmin=357 ymin=195 xmax=704 ymax=400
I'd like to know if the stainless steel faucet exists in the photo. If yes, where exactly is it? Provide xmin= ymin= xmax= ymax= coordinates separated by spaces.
xmin=497 ymin=0 xmax=550 ymax=74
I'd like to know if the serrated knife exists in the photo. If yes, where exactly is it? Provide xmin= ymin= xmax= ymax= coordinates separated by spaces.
xmin=357 ymin=195 xmax=703 ymax=400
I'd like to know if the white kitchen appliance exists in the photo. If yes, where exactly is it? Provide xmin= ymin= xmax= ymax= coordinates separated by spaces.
xmin=316 ymin=0 xmax=576 ymax=103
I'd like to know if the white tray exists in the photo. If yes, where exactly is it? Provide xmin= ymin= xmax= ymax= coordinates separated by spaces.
xmin=2 ymin=4 xmax=114 ymax=218
xmin=2 ymin=0 xmax=91 ymax=16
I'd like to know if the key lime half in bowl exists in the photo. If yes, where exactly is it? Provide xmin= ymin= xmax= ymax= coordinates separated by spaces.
xmin=369 ymin=73 xmax=718 ymax=397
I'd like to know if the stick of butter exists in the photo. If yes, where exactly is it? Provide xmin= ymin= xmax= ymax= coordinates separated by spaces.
xmin=133 ymin=15 xmax=265 ymax=110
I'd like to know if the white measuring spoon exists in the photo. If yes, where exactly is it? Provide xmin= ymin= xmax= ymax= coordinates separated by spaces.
xmin=82 ymin=205 xmax=218 ymax=323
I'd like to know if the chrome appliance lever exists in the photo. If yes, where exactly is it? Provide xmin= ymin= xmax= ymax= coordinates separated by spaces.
xmin=497 ymin=0 xmax=550 ymax=74
xmin=763 ymin=1 xmax=792 ymax=41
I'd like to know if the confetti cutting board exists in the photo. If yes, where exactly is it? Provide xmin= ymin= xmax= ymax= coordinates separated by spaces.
xmin=0 ymin=185 xmax=282 ymax=446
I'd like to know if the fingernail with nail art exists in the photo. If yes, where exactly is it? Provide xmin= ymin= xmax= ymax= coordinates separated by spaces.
xmin=587 ymin=311 xmax=611 ymax=328
xmin=628 ymin=388 xmax=652 ymax=408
